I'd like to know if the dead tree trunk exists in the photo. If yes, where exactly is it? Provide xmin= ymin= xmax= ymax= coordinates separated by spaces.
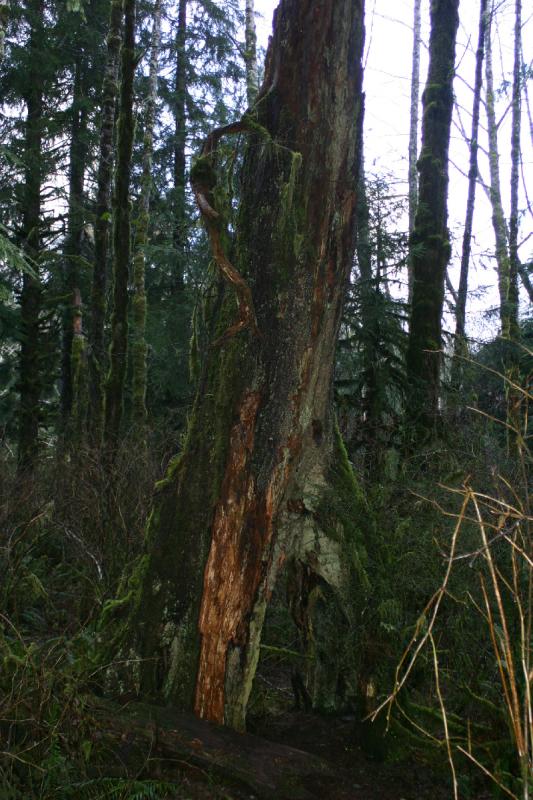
xmin=104 ymin=0 xmax=367 ymax=732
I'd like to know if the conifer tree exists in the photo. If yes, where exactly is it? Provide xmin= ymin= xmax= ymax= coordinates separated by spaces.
xmin=18 ymin=0 xmax=45 ymax=472
xmin=89 ymin=0 xmax=123 ymax=445
xmin=104 ymin=0 xmax=136 ymax=451
xmin=131 ymin=0 xmax=162 ymax=430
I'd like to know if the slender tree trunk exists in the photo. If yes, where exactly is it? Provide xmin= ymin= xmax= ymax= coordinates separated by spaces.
xmin=508 ymin=0 xmax=521 ymax=344
xmin=405 ymin=0 xmax=459 ymax=428
xmin=173 ymin=0 xmax=187 ymax=293
xmin=0 ymin=0 xmax=9 ymax=61
xmin=106 ymin=0 xmax=366 ymax=733
xmin=61 ymin=56 xmax=89 ymax=427
xmin=88 ymin=0 xmax=123 ymax=446
xmin=407 ymin=0 xmax=422 ymax=304
xmin=506 ymin=0 xmax=522 ymax=449
xmin=104 ymin=0 xmax=136 ymax=451
xmin=131 ymin=0 xmax=162 ymax=429
xmin=451 ymin=0 xmax=488 ymax=386
xmin=244 ymin=0 xmax=258 ymax=107
xmin=485 ymin=5 xmax=511 ymax=339
xmin=18 ymin=0 xmax=44 ymax=473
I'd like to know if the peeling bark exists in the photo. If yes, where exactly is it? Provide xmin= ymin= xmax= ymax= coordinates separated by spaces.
xmin=106 ymin=0 xmax=366 ymax=733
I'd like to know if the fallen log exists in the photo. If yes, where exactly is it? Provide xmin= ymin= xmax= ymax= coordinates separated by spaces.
xmin=91 ymin=699 xmax=360 ymax=799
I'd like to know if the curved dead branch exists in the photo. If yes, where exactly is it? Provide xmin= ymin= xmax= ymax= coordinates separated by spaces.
xmin=190 ymin=120 xmax=261 ymax=345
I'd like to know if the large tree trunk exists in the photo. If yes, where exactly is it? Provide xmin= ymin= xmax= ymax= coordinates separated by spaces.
xmin=88 ymin=0 xmax=123 ymax=446
xmin=104 ymin=0 xmax=136 ymax=451
xmin=405 ymin=0 xmax=459 ymax=427
xmin=18 ymin=0 xmax=44 ymax=473
xmin=105 ymin=0 xmax=366 ymax=732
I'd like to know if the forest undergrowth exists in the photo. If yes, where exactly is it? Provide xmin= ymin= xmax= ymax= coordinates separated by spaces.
xmin=1 ymin=361 xmax=531 ymax=800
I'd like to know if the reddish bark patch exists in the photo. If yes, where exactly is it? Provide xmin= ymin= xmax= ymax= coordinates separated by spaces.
xmin=195 ymin=391 xmax=264 ymax=723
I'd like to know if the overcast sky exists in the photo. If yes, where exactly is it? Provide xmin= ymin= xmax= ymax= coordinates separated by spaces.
xmin=252 ymin=0 xmax=532 ymax=342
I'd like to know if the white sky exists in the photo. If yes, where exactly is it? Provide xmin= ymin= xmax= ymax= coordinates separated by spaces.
xmin=253 ymin=0 xmax=533 ymax=342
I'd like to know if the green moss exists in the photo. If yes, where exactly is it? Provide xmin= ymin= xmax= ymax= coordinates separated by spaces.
xmin=190 ymin=155 xmax=217 ymax=189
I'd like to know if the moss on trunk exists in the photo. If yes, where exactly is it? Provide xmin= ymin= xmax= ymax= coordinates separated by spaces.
xmin=405 ymin=0 xmax=460 ymax=429
xmin=101 ymin=0 xmax=366 ymax=732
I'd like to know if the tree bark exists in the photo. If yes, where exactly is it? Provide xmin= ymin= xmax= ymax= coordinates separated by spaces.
xmin=506 ymin=0 xmax=522 ymax=448
xmin=172 ymin=0 xmax=187 ymax=293
xmin=0 ymin=0 xmax=9 ymax=61
xmin=485 ymin=4 xmax=511 ymax=339
xmin=18 ymin=0 xmax=44 ymax=473
xmin=131 ymin=0 xmax=162 ymax=430
xmin=88 ymin=0 xmax=123 ymax=447
xmin=105 ymin=0 xmax=366 ymax=732
xmin=104 ymin=0 xmax=136 ymax=451
xmin=407 ymin=0 xmax=422 ymax=304
xmin=244 ymin=0 xmax=258 ymax=107
xmin=61 ymin=55 xmax=89 ymax=427
xmin=451 ymin=0 xmax=488 ymax=386
xmin=405 ymin=0 xmax=459 ymax=427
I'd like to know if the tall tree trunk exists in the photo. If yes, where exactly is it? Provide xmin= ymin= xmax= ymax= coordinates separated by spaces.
xmin=506 ymin=0 xmax=522 ymax=448
xmin=485 ymin=5 xmax=511 ymax=339
xmin=18 ymin=0 xmax=44 ymax=473
xmin=131 ymin=0 xmax=162 ymax=429
xmin=105 ymin=0 xmax=366 ymax=733
xmin=88 ymin=0 xmax=123 ymax=446
xmin=104 ymin=0 xmax=136 ymax=451
xmin=451 ymin=0 xmax=488 ymax=386
xmin=405 ymin=0 xmax=459 ymax=428
xmin=244 ymin=0 xmax=258 ymax=107
xmin=407 ymin=0 xmax=422 ymax=304
xmin=173 ymin=0 xmax=187 ymax=293
xmin=0 ymin=0 xmax=9 ymax=61
xmin=61 ymin=56 xmax=89 ymax=427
